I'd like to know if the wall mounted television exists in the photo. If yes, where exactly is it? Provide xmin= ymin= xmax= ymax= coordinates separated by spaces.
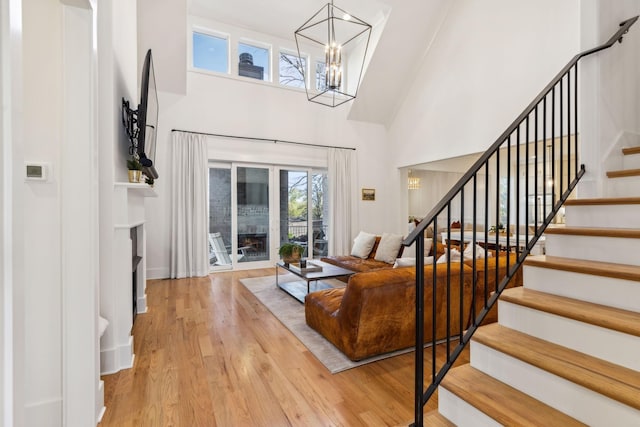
xmin=122 ymin=49 xmax=159 ymax=179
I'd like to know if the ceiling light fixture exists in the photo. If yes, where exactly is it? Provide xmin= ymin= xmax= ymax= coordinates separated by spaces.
xmin=294 ymin=0 xmax=372 ymax=108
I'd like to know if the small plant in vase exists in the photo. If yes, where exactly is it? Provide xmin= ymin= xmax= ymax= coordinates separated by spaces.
xmin=127 ymin=158 xmax=143 ymax=183
xmin=278 ymin=242 xmax=304 ymax=265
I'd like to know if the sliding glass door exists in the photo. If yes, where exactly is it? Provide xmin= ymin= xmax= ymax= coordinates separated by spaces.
xmin=237 ymin=166 xmax=270 ymax=263
xmin=278 ymin=168 xmax=328 ymax=259
xmin=209 ymin=162 xmax=328 ymax=270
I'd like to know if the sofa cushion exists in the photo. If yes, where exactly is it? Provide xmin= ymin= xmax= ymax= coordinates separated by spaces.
xmin=373 ymin=233 xmax=404 ymax=264
xmin=351 ymin=231 xmax=377 ymax=258
xmin=322 ymin=255 xmax=391 ymax=272
xmin=393 ymin=256 xmax=435 ymax=268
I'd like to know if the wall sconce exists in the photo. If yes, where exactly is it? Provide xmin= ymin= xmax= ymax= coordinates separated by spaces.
xmin=408 ymin=170 xmax=421 ymax=190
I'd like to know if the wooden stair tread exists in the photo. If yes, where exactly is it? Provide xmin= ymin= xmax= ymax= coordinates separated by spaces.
xmin=473 ymin=324 xmax=640 ymax=411
xmin=422 ymin=411 xmax=455 ymax=426
xmin=564 ymin=197 xmax=640 ymax=206
xmin=544 ymin=225 xmax=640 ymax=239
xmin=441 ymin=365 xmax=586 ymax=426
xmin=607 ymin=168 xmax=640 ymax=178
xmin=524 ymin=255 xmax=640 ymax=282
xmin=500 ymin=287 xmax=640 ymax=337
xmin=622 ymin=146 xmax=640 ymax=156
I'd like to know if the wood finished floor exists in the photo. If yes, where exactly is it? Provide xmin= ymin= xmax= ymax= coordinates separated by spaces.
xmin=99 ymin=268 xmax=469 ymax=427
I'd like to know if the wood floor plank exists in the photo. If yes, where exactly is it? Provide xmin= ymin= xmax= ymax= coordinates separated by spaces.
xmin=98 ymin=268 xmax=470 ymax=426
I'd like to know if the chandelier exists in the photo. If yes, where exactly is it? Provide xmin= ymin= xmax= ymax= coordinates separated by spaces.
xmin=294 ymin=1 xmax=372 ymax=107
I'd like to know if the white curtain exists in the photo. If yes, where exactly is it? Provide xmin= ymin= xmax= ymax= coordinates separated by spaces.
xmin=169 ymin=131 xmax=209 ymax=278
xmin=327 ymin=148 xmax=355 ymax=255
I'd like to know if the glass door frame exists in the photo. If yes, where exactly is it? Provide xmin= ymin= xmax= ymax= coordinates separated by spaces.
xmin=208 ymin=162 xmax=326 ymax=271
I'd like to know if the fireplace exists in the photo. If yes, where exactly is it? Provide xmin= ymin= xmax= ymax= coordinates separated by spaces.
xmin=131 ymin=226 xmax=142 ymax=321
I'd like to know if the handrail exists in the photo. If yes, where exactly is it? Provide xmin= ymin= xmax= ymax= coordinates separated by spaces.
xmin=405 ymin=16 xmax=638 ymax=427
xmin=404 ymin=15 xmax=637 ymax=246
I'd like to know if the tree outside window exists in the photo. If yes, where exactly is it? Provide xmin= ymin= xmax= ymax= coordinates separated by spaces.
xmin=279 ymin=52 xmax=306 ymax=88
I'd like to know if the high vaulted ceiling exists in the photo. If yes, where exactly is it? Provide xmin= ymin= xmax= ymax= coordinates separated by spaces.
xmin=188 ymin=0 xmax=452 ymax=127
xmin=189 ymin=0 xmax=392 ymax=40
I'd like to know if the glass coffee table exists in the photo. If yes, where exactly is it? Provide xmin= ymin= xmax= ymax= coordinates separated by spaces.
xmin=275 ymin=259 xmax=355 ymax=303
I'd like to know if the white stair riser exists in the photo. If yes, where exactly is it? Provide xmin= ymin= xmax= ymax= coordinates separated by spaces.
xmin=605 ymin=175 xmax=640 ymax=198
xmin=438 ymin=387 xmax=501 ymax=427
xmin=544 ymin=234 xmax=640 ymax=266
xmin=623 ymin=153 xmax=640 ymax=170
xmin=470 ymin=341 xmax=640 ymax=426
xmin=523 ymin=265 xmax=640 ymax=312
xmin=564 ymin=204 xmax=640 ymax=228
xmin=498 ymin=301 xmax=640 ymax=371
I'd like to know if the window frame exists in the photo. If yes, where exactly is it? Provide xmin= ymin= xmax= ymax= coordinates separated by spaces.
xmin=237 ymin=38 xmax=272 ymax=82
xmin=278 ymin=49 xmax=308 ymax=89
xmin=190 ymin=27 xmax=231 ymax=75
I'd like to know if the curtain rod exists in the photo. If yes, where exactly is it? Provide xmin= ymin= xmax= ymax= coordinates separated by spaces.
xmin=171 ymin=129 xmax=356 ymax=151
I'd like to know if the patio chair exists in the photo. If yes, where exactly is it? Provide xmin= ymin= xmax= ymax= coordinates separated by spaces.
xmin=209 ymin=233 xmax=248 ymax=265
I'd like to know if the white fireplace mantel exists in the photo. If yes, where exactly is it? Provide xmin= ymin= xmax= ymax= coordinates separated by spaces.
xmin=100 ymin=182 xmax=157 ymax=375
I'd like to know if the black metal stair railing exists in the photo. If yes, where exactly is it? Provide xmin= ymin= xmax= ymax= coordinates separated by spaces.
xmin=404 ymin=16 xmax=638 ymax=427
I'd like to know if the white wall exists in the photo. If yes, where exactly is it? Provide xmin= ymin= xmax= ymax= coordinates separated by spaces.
xmin=145 ymin=71 xmax=393 ymax=278
xmin=2 ymin=0 xmax=25 ymax=424
xmin=141 ymin=13 xmax=398 ymax=279
xmin=97 ymin=0 xmax=141 ymax=382
xmin=137 ymin=0 xmax=186 ymax=95
xmin=21 ymin=0 xmax=102 ymax=425
xmin=22 ymin=0 xmax=64 ymax=423
xmin=388 ymin=0 xmax=581 ymax=169
xmin=579 ymin=0 xmax=640 ymax=197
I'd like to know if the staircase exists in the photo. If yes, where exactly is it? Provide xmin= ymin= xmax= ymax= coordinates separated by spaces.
xmin=434 ymin=146 xmax=640 ymax=425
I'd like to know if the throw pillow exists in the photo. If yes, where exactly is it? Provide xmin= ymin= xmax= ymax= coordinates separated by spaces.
xmin=424 ymin=238 xmax=433 ymax=258
xmin=436 ymin=247 xmax=462 ymax=264
xmin=463 ymin=243 xmax=488 ymax=260
xmin=393 ymin=256 xmax=435 ymax=268
xmin=350 ymin=231 xmax=377 ymax=259
xmin=374 ymin=233 xmax=404 ymax=264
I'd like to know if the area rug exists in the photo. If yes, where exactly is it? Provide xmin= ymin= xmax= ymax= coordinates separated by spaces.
xmin=240 ymin=274 xmax=414 ymax=374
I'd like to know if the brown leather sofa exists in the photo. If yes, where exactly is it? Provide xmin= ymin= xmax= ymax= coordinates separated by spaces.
xmin=305 ymin=255 xmax=522 ymax=361
xmin=321 ymin=236 xmax=417 ymax=273
xmin=305 ymin=263 xmax=472 ymax=361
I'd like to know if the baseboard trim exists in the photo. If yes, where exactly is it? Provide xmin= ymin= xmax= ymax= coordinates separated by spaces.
xmin=147 ymin=266 xmax=169 ymax=280
xmin=96 ymin=380 xmax=106 ymax=423
xmin=100 ymin=335 xmax=134 ymax=375
xmin=25 ymin=397 xmax=62 ymax=427
xmin=137 ymin=294 xmax=147 ymax=313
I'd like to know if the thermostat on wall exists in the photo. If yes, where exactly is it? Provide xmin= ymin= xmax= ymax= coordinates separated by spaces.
xmin=25 ymin=162 xmax=49 ymax=181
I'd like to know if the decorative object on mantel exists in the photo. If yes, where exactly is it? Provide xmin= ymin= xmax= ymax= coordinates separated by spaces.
xmin=278 ymin=242 xmax=304 ymax=265
xmin=294 ymin=0 xmax=372 ymax=107
xmin=127 ymin=157 xmax=143 ymax=183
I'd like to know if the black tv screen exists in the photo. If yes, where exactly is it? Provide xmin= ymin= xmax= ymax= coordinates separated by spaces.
xmin=137 ymin=49 xmax=158 ymax=179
